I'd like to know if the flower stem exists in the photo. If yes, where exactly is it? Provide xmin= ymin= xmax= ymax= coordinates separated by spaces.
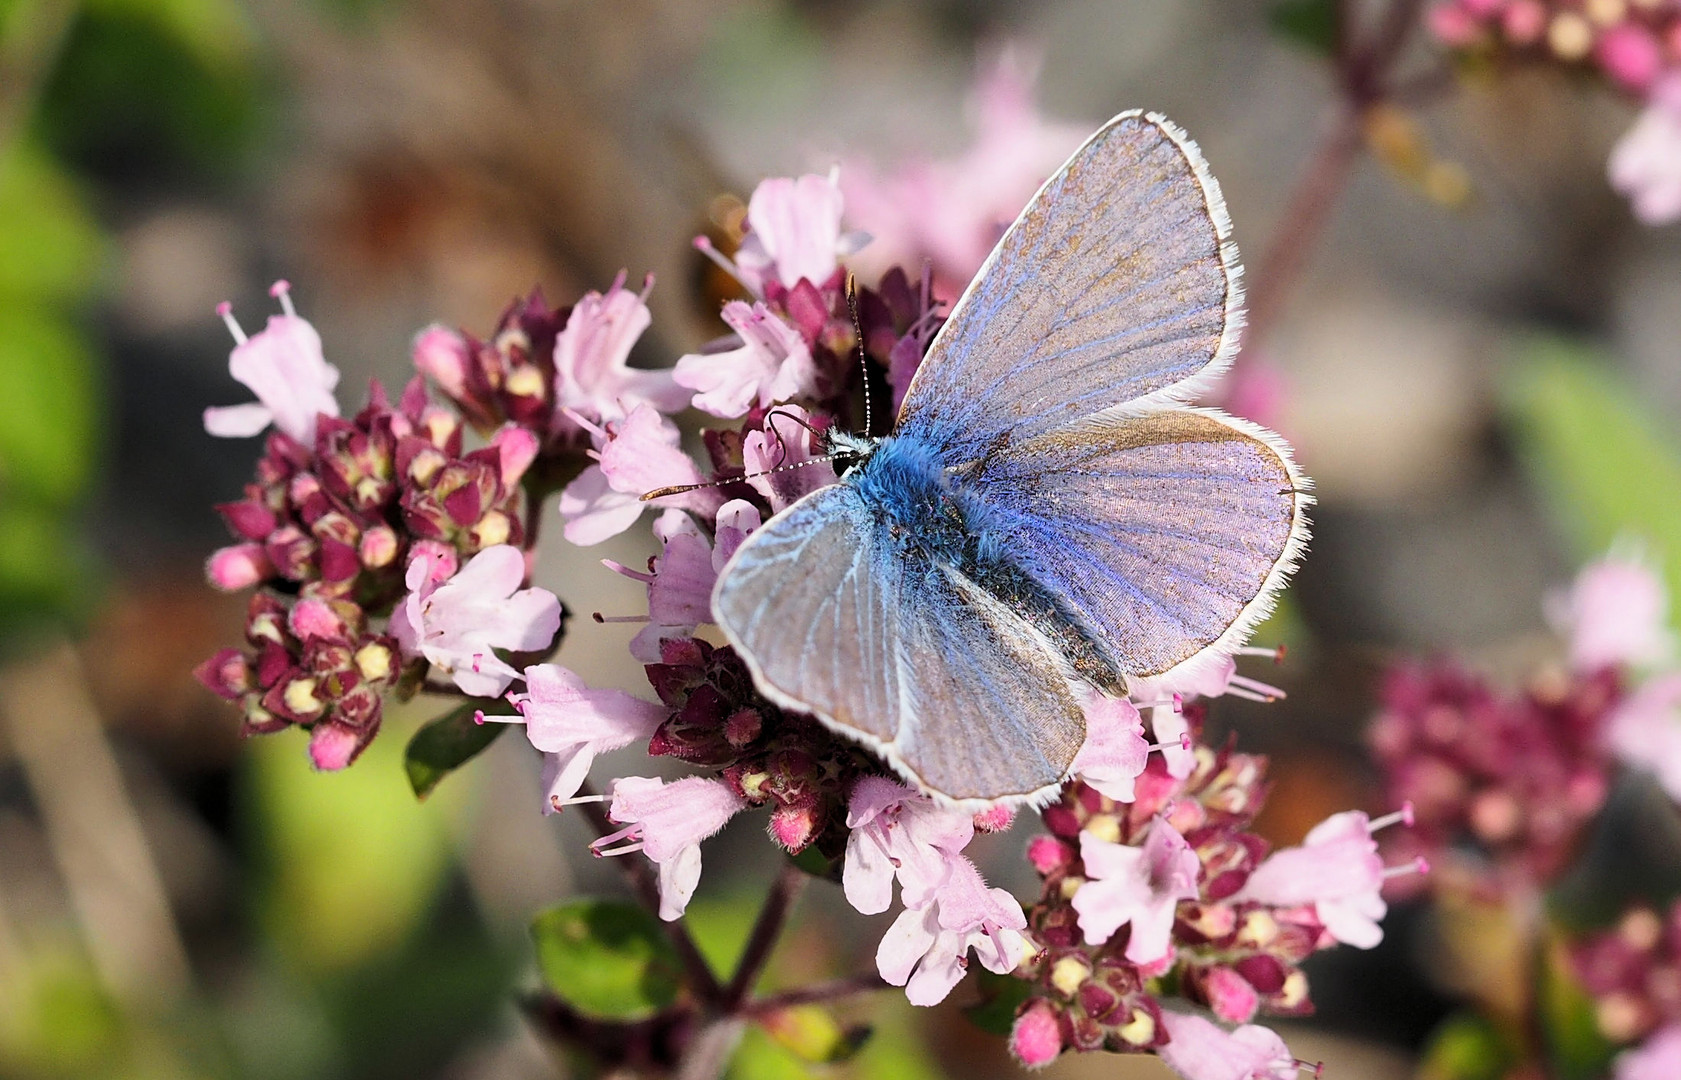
xmin=723 ymin=861 xmax=808 ymax=1011
xmin=741 ymin=971 xmax=890 ymax=1017
xmin=574 ymin=781 xmax=725 ymax=1006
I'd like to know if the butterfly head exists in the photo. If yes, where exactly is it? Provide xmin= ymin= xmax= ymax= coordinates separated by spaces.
xmin=825 ymin=429 xmax=879 ymax=479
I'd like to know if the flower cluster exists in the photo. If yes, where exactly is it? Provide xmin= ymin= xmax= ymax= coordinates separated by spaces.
xmin=1006 ymin=700 xmax=1420 ymax=1072
xmin=196 ymin=283 xmax=564 ymax=765
xmin=1572 ymin=901 xmax=1681 ymax=1080
xmin=1427 ymin=0 xmax=1681 ymax=222
xmin=1369 ymin=548 xmax=1680 ymax=891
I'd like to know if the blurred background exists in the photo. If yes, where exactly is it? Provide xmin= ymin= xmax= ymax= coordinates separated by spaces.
xmin=2 ymin=0 xmax=1679 ymax=1077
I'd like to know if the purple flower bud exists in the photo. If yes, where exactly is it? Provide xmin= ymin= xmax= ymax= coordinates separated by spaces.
xmin=358 ymin=525 xmax=399 ymax=569
xmin=206 ymin=543 xmax=273 ymax=591
xmin=216 ymin=500 xmax=278 ymax=541
xmin=194 ymin=649 xmax=252 ymax=700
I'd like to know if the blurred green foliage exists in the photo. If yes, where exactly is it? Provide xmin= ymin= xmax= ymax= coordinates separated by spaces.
xmin=531 ymin=898 xmax=684 ymax=1021
xmin=1504 ymin=338 xmax=1681 ymax=601
xmin=1417 ymin=1012 xmax=1519 ymax=1080
xmin=1268 ymin=0 xmax=1339 ymax=57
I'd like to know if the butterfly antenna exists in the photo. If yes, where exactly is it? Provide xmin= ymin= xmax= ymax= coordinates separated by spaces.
xmin=846 ymin=272 xmax=872 ymax=437
xmin=639 ymin=409 xmax=842 ymax=502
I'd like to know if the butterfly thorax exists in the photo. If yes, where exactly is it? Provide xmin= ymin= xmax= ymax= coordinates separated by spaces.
xmin=845 ymin=434 xmax=1127 ymax=696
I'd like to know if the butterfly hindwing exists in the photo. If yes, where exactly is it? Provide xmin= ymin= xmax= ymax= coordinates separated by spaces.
xmin=713 ymin=483 xmax=1086 ymax=804
xmin=967 ymin=408 xmax=1308 ymax=685
xmin=897 ymin=111 xmax=1241 ymax=465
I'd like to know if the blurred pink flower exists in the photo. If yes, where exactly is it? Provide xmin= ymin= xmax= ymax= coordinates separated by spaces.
xmin=1618 ymin=1024 xmax=1681 ymax=1080
xmin=592 ymin=775 xmax=747 ymax=920
xmin=1548 ymin=549 xmax=1673 ymax=672
xmin=733 ymin=172 xmax=860 ymax=293
xmin=1073 ymin=816 xmax=1201 ymax=963
xmin=558 ymin=405 xmax=723 ymax=545
xmin=1157 ymin=1011 xmax=1300 ymax=1080
xmin=204 ymin=281 xmax=341 ymax=443
xmin=1235 ymin=808 xmax=1418 ymax=949
xmin=499 ymin=664 xmax=668 ymax=812
xmin=1071 ymin=695 xmax=1150 ymax=802
xmin=673 ymin=301 xmax=820 ymax=418
xmin=389 ymin=544 xmax=561 ymax=697
xmin=840 ymin=47 xmax=1090 ymax=298
xmin=1611 ymin=74 xmax=1681 ymax=225
xmin=1607 ymin=673 xmax=1681 ymax=802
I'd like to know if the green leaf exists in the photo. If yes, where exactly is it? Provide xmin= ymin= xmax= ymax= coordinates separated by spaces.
xmin=1503 ymin=338 xmax=1681 ymax=601
xmin=0 ymin=144 xmax=104 ymax=303
xmin=84 ymin=0 xmax=255 ymax=73
xmin=530 ymin=899 xmax=683 ymax=1021
xmin=1417 ymin=1012 xmax=1518 ymax=1080
xmin=1269 ymin=0 xmax=1340 ymax=56
xmin=757 ymin=1006 xmax=868 ymax=1065
xmin=1540 ymin=938 xmax=1615 ymax=1080
xmin=963 ymin=968 xmax=1033 ymax=1036
xmin=405 ymin=700 xmax=508 ymax=800
xmin=726 ymin=1025 xmax=810 ymax=1080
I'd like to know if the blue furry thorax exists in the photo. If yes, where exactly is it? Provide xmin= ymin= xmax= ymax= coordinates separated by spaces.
xmin=845 ymin=435 xmax=1006 ymax=566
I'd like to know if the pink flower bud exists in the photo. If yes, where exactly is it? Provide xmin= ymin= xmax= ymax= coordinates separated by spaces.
xmin=359 ymin=524 xmax=399 ymax=569
xmin=1503 ymin=0 xmax=1545 ymax=43
xmin=973 ymin=804 xmax=1017 ymax=832
xmin=216 ymin=500 xmax=278 ymax=541
xmin=412 ymin=324 xmax=473 ymax=400
xmin=206 ymin=543 xmax=274 ymax=591
xmin=289 ymin=597 xmax=350 ymax=643
xmin=194 ymin=648 xmax=252 ymax=700
xmin=309 ymin=721 xmax=364 ymax=771
xmin=1009 ymin=999 xmax=1064 ymax=1069
xmin=490 ymin=425 xmax=540 ymax=488
xmin=1026 ymin=834 xmax=1072 ymax=875
xmin=1204 ymin=966 xmax=1261 ymax=1023
xmin=768 ymin=803 xmax=819 ymax=851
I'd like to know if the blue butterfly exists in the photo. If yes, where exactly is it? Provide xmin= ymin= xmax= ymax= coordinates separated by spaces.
xmin=712 ymin=111 xmax=1311 ymax=807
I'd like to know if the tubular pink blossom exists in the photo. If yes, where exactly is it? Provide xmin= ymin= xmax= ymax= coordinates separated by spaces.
xmin=1071 ymin=695 xmax=1150 ymax=802
xmin=1548 ymin=550 xmax=1673 ymax=672
xmin=552 ymin=273 xmax=688 ymax=433
xmin=559 ymin=405 xmax=722 ymax=545
xmin=735 ymin=172 xmax=848 ymax=291
xmin=874 ymin=858 xmax=1028 ymax=1006
xmin=411 ymin=324 xmax=473 ymax=400
xmin=389 ymin=545 xmax=561 ymax=697
xmin=204 ymin=283 xmax=341 ymax=443
xmin=843 ymin=776 xmax=975 ymax=915
xmin=673 ymin=301 xmax=820 ymax=418
xmin=595 ymin=776 xmax=747 ymax=920
xmin=501 ymin=664 xmax=668 ymax=811
xmin=1157 ymin=1011 xmax=1300 ymax=1080
xmin=1610 ymin=76 xmax=1681 ymax=226
xmin=1235 ymin=810 xmax=1393 ymax=949
xmin=1072 ymin=817 xmax=1201 ymax=963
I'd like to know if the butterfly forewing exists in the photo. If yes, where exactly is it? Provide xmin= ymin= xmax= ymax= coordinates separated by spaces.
xmin=897 ymin=111 xmax=1241 ymax=465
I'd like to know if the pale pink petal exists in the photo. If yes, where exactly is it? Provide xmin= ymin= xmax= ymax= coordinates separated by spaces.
xmin=221 ymin=312 xmax=341 ymax=443
xmin=491 ymin=425 xmax=541 ymax=489
xmin=203 ymin=403 xmax=275 ymax=438
xmin=559 ymin=464 xmax=645 ymax=546
xmin=875 ymin=904 xmax=939 ymax=987
xmin=1548 ymin=550 xmax=1673 ymax=672
xmin=738 ymin=173 xmax=846 ymax=290
xmin=673 ymin=302 xmax=817 ymax=418
xmin=1610 ymin=79 xmax=1681 ymax=226
xmin=1158 ymin=1012 xmax=1297 ymax=1080
xmin=553 ymin=275 xmax=689 ymax=429
xmin=412 ymin=324 xmax=471 ymax=399
xmin=513 ymin=663 xmax=667 ymax=753
xmin=743 ymin=405 xmax=838 ymax=512
xmin=608 ymin=775 xmax=746 ymax=863
xmin=1617 ymin=1024 xmax=1681 ymax=1080
xmin=1072 ymin=695 xmax=1149 ymax=802
xmin=656 ymin=843 xmax=704 ymax=920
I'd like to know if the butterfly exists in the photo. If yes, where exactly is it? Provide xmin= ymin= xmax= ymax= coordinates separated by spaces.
xmin=712 ymin=111 xmax=1310 ymax=808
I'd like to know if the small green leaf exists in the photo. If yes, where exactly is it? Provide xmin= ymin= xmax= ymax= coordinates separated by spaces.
xmin=963 ymin=968 xmax=1033 ymax=1036
xmin=531 ymin=899 xmax=683 ymax=1021
xmin=1417 ymin=1012 xmax=1519 ymax=1080
xmin=1503 ymin=338 xmax=1681 ymax=600
xmin=405 ymin=700 xmax=509 ymax=800
xmin=1269 ymin=0 xmax=1340 ymax=57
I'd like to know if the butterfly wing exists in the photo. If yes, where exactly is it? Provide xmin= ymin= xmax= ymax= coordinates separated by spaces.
xmin=897 ymin=111 xmax=1241 ymax=463
xmin=713 ymin=483 xmax=1085 ymax=805
xmin=966 ymin=408 xmax=1309 ymax=686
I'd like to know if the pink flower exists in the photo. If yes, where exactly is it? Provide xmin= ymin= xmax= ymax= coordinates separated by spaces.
xmin=875 ymin=857 xmax=1028 ymax=1006
xmin=840 ymin=47 xmax=1089 ymax=297
xmin=558 ymin=405 xmax=723 ymax=545
xmin=1072 ymin=817 xmax=1200 ymax=964
xmin=411 ymin=324 xmax=472 ymax=401
xmin=1611 ymin=75 xmax=1681 ymax=226
xmin=1010 ymin=999 xmax=1065 ymax=1068
xmin=1617 ymin=1024 xmax=1681 ymax=1080
xmin=1236 ymin=809 xmax=1415 ymax=949
xmin=389 ymin=545 xmax=562 ymax=697
xmin=734 ymin=171 xmax=853 ymax=292
xmin=1607 ymin=673 xmax=1681 ymax=802
xmin=843 ymin=776 xmax=975 ymax=915
xmin=742 ymin=405 xmax=838 ymax=512
xmin=672 ymin=301 xmax=819 ymax=418
xmin=592 ymin=776 xmax=747 ymax=920
xmin=1599 ymin=25 xmax=1664 ymax=94
xmin=552 ymin=273 xmax=688 ymax=434
xmin=204 ymin=281 xmax=341 ymax=443
xmin=1548 ymin=550 xmax=1673 ymax=672
xmin=1071 ymin=695 xmax=1150 ymax=802
xmin=497 ymin=664 xmax=668 ymax=812
xmin=612 ymin=502 xmax=761 ymax=662
xmin=1157 ymin=1011 xmax=1300 ymax=1080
